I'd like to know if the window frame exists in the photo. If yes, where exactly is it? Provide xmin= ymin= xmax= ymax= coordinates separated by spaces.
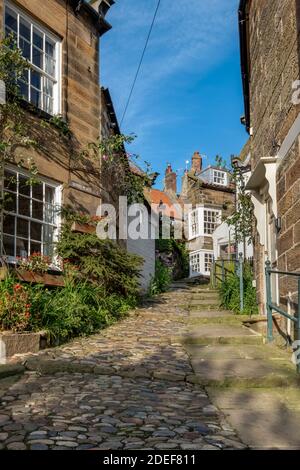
xmin=213 ymin=169 xmax=227 ymax=186
xmin=189 ymin=250 xmax=214 ymax=277
xmin=3 ymin=165 xmax=62 ymax=263
xmin=189 ymin=209 xmax=200 ymax=240
xmin=203 ymin=209 xmax=221 ymax=236
xmin=4 ymin=0 xmax=62 ymax=115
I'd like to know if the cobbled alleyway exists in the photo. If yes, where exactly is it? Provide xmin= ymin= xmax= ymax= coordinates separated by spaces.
xmin=0 ymin=282 xmax=246 ymax=451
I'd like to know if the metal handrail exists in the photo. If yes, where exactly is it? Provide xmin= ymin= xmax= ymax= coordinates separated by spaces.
xmin=265 ymin=260 xmax=300 ymax=372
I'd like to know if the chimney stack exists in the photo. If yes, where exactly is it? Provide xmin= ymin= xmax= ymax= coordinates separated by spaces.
xmin=192 ymin=151 xmax=202 ymax=174
xmin=164 ymin=164 xmax=177 ymax=194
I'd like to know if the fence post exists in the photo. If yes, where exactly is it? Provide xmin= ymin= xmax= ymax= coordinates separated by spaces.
xmin=297 ymin=278 xmax=300 ymax=373
xmin=221 ymin=260 xmax=225 ymax=283
xmin=239 ymin=253 xmax=244 ymax=313
xmin=211 ymin=259 xmax=215 ymax=288
xmin=265 ymin=260 xmax=273 ymax=342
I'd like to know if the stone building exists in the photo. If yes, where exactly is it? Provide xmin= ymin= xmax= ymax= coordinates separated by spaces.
xmin=1 ymin=0 xmax=114 ymax=262
xmin=181 ymin=152 xmax=235 ymax=277
xmin=239 ymin=0 xmax=300 ymax=317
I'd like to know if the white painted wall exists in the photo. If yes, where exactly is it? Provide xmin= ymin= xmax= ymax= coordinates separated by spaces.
xmin=127 ymin=216 xmax=155 ymax=293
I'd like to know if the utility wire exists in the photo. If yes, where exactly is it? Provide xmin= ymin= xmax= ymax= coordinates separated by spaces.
xmin=120 ymin=0 xmax=161 ymax=126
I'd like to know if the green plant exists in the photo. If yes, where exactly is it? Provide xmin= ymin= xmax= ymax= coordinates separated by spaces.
xmin=49 ymin=114 xmax=71 ymax=137
xmin=219 ymin=263 xmax=258 ymax=315
xmin=17 ymin=252 xmax=51 ymax=274
xmin=0 ymin=277 xmax=31 ymax=332
xmin=148 ymin=260 xmax=172 ymax=296
xmin=56 ymin=219 xmax=143 ymax=298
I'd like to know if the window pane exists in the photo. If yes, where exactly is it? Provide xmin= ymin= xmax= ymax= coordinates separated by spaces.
xmin=45 ymin=56 xmax=55 ymax=77
xmin=43 ymin=244 xmax=53 ymax=258
xmin=44 ymin=77 xmax=53 ymax=97
xmin=20 ymin=18 xmax=31 ymax=41
xmin=43 ymin=224 xmax=54 ymax=246
xmin=17 ymin=218 xmax=29 ymax=238
xmin=32 ymin=200 xmax=43 ymax=220
xmin=45 ymin=186 xmax=55 ymax=204
xmin=19 ymin=196 xmax=30 ymax=217
xmin=31 ymin=221 xmax=42 ymax=241
xmin=45 ymin=203 xmax=55 ymax=224
xmin=3 ymin=235 xmax=15 ymax=257
xmin=33 ymin=28 xmax=43 ymax=50
xmin=4 ymin=170 xmax=17 ymax=191
xmin=30 ymin=242 xmax=41 ymax=255
xmin=32 ymin=182 xmax=43 ymax=201
xmin=5 ymin=8 xmax=17 ymax=33
xmin=19 ymin=37 xmax=31 ymax=60
xmin=3 ymin=214 xmax=15 ymax=235
xmin=3 ymin=192 xmax=16 ymax=213
xmin=45 ymin=38 xmax=55 ymax=57
xmin=16 ymin=238 xmax=28 ymax=258
xmin=32 ymin=46 xmax=43 ymax=68
xmin=43 ymin=95 xmax=53 ymax=114
xmin=30 ymin=87 xmax=41 ymax=108
xmin=18 ymin=80 xmax=29 ymax=100
xmin=19 ymin=175 xmax=31 ymax=196
xmin=31 ymin=70 xmax=42 ymax=90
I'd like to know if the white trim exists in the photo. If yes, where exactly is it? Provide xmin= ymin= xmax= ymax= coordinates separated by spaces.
xmin=189 ymin=249 xmax=214 ymax=277
xmin=3 ymin=165 xmax=62 ymax=262
xmin=277 ymin=112 xmax=300 ymax=167
xmin=4 ymin=0 xmax=62 ymax=115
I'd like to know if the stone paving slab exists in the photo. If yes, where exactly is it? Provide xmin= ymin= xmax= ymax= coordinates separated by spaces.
xmin=207 ymin=387 xmax=300 ymax=449
xmin=182 ymin=324 xmax=262 ymax=346
xmin=0 ymin=284 xmax=245 ymax=450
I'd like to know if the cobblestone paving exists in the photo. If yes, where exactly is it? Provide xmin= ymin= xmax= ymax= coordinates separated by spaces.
xmin=0 ymin=287 xmax=246 ymax=450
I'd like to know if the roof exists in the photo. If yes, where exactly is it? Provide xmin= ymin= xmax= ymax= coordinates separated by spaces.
xmin=101 ymin=87 xmax=121 ymax=135
xmin=199 ymin=165 xmax=231 ymax=175
xmin=145 ymin=189 xmax=182 ymax=221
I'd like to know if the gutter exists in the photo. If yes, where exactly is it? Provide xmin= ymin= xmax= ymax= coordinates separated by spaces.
xmin=238 ymin=0 xmax=250 ymax=133
xmin=70 ymin=0 xmax=113 ymax=36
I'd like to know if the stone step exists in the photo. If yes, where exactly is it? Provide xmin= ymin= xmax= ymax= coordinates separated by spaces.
xmin=191 ymin=295 xmax=220 ymax=302
xmin=189 ymin=310 xmax=232 ymax=318
xmin=182 ymin=324 xmax=263 ymax=346
xmin=189 ymin=299 xmax=220 ymax=307
xmin=207 ymin=387 xmax=300 ymax=449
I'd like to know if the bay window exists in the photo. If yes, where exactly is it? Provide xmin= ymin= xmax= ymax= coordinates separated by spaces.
xmin=4 ymin=1 xmax=61 ymax=115
xmin=204 ymin=209 xmax=220 ymax=235
xmin=3 ymin=168 xmax=61 ymax=261
xmin=189 ymin=210 xmax=199 ymax=239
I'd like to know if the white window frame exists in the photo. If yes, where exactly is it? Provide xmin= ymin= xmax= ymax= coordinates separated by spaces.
xmin=4 ymin=1 xmax=61 ymax=115
xmin=203 ymin=209 xmax=221 ymax=236
xmin=188 ymin=209 xmax=200 ymax=240
xmin=189 ymin=250 xmax=214 ymax=277
xmin=213 ymin=169 xmax=227 ymax=186
xmin=3 ymin=165 xmax=62 ymax=263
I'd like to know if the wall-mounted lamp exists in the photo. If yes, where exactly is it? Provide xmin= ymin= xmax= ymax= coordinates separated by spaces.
xmin=275 ymin=217 xmax=282 ymax=233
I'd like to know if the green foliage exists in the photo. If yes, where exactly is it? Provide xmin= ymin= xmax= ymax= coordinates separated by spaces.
xmin=219 ymin=263 xmax=258 ymax=315
xmin=156 ymin=239 xmax=189 ymax=280
xmin=0 ymin=276 xmax=31 ymax=332
xmin=48 ymin=115 xmax=71 ymax=138
xmin=84 ymin=134 xmax=152 ymax=204
xmin=215 ymin=154 xmax=228 ymax=170
xmin=56 ymin=223 xmax=142 ymax=298
xmin=148 ymin=260 xmax=172 ymax=296
xmin=226 ymin=165 xmax=254 ymax=247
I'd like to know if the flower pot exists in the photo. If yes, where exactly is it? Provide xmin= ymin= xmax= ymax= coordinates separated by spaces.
xmin=71 ymin=221 xmax=96 ymax=234
xmin=16 ymin=270 xmax=65 ymax=287
xmin=0 ymin=331 xmax=42 ymax=358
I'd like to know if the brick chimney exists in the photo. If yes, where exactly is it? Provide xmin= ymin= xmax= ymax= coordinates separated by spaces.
xmin=192 ymin=151 xmax=202 ymax=174
xmin=164 ymin=164 xmax=177 ymax=194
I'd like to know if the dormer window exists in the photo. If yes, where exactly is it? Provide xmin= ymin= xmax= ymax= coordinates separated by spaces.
xmin=5 ymin=1 xmax=61 ymax=116
xmin=213 ymin=170 xmax=226 ymax=186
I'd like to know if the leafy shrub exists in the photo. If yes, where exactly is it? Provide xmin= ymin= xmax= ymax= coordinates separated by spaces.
xmin=56 ymin=228 xmax=142 ymax=298
xmin=219 ymin=263 xmax=258 ymax=315
xmin=17 ymin=252 xmax=51 ymax=274
xmin=148 ymin=260 xmax=172 ymax=296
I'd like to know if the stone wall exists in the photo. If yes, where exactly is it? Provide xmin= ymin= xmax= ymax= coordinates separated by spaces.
xmin=246 ymin=0 xmax=300 ymax=317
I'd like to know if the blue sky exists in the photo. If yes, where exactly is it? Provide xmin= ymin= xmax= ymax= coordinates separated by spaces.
xmin=101 ymin=0 xmax=248 ymax=189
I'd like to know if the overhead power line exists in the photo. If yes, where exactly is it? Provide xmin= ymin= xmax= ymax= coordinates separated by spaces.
xmin=120 ymin=0 xmax=161 ymax=126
